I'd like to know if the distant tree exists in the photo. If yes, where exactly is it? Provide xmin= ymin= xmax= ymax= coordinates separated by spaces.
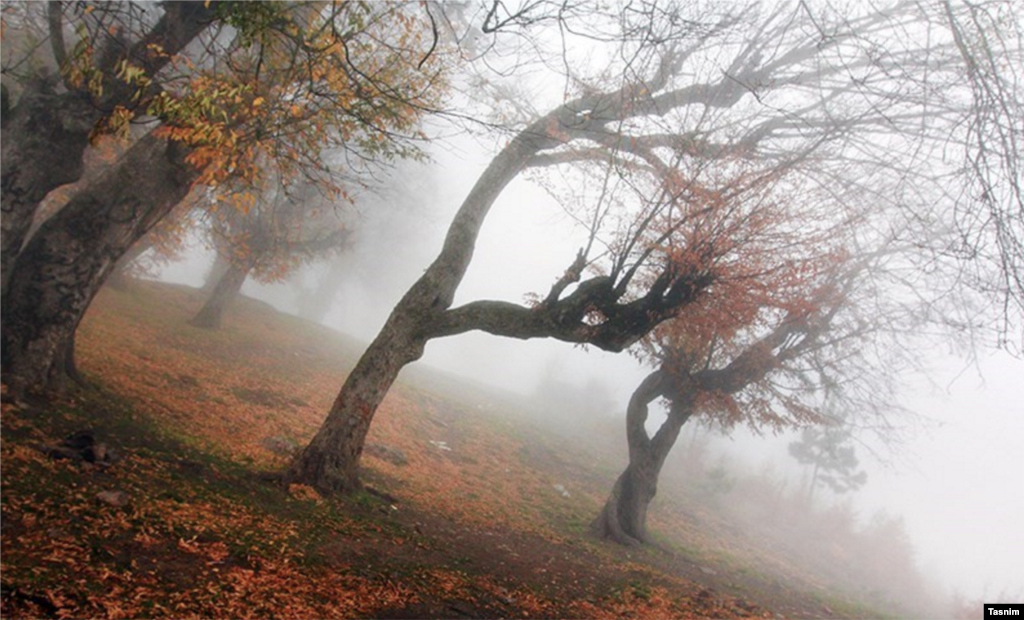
xmin=788 ymin=425 xmax=868 ymax=502
xmin=287 ymin=0 xmax=1023 ymax=495
xmin=190 ymin=177 xmax=350 ymax=330
xmin=290 ymin=253 xmax=350 ymax=325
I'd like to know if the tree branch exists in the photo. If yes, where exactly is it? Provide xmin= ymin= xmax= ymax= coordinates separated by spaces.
xmin=48 ymin=2 xmax=68 ymax=80
xmin=427 ymin=266 xmax=714 ymax=352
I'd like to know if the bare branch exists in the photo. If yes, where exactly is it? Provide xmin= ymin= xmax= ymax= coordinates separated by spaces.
xmin=47 ymin=2 xmax=67 ymax=79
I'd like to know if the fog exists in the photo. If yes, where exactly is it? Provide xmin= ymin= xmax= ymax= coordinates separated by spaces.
xmin=6 ymin=0 xmax=1022 ymax=616
xmin=868 ymin=354 xmax=1024 ymax=597
xmin=154 ymin=132 xmax=1024 ymax=609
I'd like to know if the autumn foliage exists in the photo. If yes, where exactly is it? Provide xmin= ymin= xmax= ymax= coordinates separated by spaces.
xmin=66 ymin=2 xmax=446 ymax=192
xmin=0 ymin=281 xmax=925 ymax=619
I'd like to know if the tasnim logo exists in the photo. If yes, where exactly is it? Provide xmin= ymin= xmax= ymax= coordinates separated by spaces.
xmin=986 ymin=604 xmax=1024 ymax=618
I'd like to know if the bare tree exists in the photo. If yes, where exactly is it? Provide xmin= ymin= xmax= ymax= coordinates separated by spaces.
xmin=939 ymin=0 xmax=1024 ymax=342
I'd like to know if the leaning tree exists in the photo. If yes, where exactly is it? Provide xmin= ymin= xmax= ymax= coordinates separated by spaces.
xmin=286 ymin=0 xmax=1023 ymax=495
xmin=589 ymin=175 xmax=906 ymax=544
xmin=1 ymin=1 xmax=449 ymax=393
xmin=191 ymin=175 xmax=351 ymax=330
xmin=1 ymin=1 xmax=217 ymax=296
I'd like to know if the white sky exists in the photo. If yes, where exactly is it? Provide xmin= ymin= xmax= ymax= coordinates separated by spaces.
xmin=864 ymin=352 xmax=1024 ymax=597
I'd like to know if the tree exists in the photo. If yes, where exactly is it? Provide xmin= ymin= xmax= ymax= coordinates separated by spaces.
xmin=788 ymin=425 xmax=868 ymax=502
xmin=190 ymin=176 xmax=350 ymax=330
xmin=3 ymin=132 xmax=199 ymax=387
xmin=2 ymin=1 xmax=448 ymax=393
xmin=589 ymin=152 xmax=877 ymax=544
xmin=591 ymin=226 xmax=927 ymax=545
xmin=286 ymin=0 xmax=1023 ymax=495
xmin=939 ymin=0 xmax=1024 ymax=342
xmin=1 ymin=1 xmax=217 ymax=295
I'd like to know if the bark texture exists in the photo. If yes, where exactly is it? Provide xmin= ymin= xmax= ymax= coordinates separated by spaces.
xmin=1 ymin=81 xmax=94 ymax=296
xmin=189 ymin=261 xmax=252 ymax=329
xmin=285 ymin=310 xmax=430 ymax=494
xmin=1 ymin=134 xmax=196 ymax=393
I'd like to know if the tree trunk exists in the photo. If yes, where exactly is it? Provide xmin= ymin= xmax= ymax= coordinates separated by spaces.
xmin=1 ymin=3 xmax=216 ymax=298
xmin=202 ymin=252 xmax=232 ymax=293
xmin=593 ymin=460 xmax=660 ymax=546
xmin=286 ymin=116 xmax=551 ymax=494
xmin=1 ymin=133 xmax=196 ymax=394
xmin=808 ymin=461 xmax=820 ymax=505
xmin=189 ymin=261 xmax=252 ymax=329
xmin=1 ymin=81 xmax=94 ymax=296
xmin=592 ymin=370 xmax=693 ymax=545
xmin=285 ymin=312 xmax=429 ymax=494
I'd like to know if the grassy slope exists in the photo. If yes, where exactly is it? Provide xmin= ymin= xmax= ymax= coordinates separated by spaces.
xmin=1 ymin=281 xmax=894 ymax=619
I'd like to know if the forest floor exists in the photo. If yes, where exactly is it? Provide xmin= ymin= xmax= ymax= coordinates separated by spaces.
xmin=1 ymin=281 xmax=898 ymax=619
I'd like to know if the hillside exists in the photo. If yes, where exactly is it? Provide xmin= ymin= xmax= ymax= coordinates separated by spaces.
xmin=1 ymin=281 xmax=909 ymax=619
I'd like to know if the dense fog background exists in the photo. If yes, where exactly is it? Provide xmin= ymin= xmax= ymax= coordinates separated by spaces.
xmin=157 ymin=136 xmax=1024 ymax=601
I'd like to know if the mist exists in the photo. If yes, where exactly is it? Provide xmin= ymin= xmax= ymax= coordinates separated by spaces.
xmin=151 ymin=129 xmax=1024 ymax=613
xmin=8 ymin=1 xmax=1021 ymax=617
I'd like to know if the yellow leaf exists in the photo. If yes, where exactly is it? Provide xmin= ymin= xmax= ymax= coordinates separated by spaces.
xmin=252 ymin=97 xmax=265 ymax=108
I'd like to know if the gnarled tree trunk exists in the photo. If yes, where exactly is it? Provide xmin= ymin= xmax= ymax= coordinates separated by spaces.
xmin=285 ymin=118 xmax=545 ymax=493
xmin=1 ymin=133 xmax=196 ymax=394
xmin=1 ymin=81 xmax=93 ymax=296
xmin=592 ymin=370 xmax=693 ymax=545
xmin=592 ymin=318 xmax=807 ymax=545
xmin=1 ymin=2 xmax=216 ymax=298
xmin=189 ymin=260 xmax=252 ymax=329
xmin=285 ymin=309 xmax=431 ymax=493
xmin=286 ymin=74 xmax=724 ymax=494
